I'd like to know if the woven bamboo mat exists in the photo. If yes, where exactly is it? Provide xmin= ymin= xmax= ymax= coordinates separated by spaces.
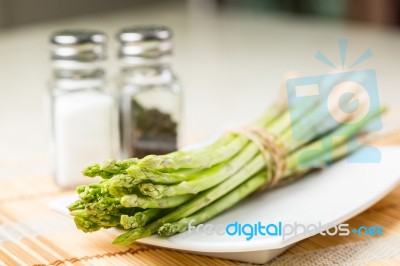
xmin=0 ymin=134 xmax=399 ymax=265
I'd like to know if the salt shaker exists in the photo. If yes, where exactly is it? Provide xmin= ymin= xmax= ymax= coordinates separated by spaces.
xmin=116 ymin=25 xmax=182 ymax=159
xmin=49 ymin=30 xmax=119 ymax=188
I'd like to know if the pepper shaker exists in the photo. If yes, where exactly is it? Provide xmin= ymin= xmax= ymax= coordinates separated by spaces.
xmin=116 ymin=25 xmax=182 ymax=158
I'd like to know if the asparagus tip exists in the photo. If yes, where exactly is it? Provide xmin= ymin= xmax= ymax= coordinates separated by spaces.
xmin=139 ymin=183 xmax=165 ymax=198
xmin=120 ymin=194 xmax=139 ymax=208
xmin=67 ymin=199 xmax=84 ymax=211
xmin=82 ymin=163 xmax=101 ymax=177
xmin=120 ymin=213 xmax=146 ymax=229
xmin=126 ymin=165 xmax=148 ymax=180
xmin=158 ymin=223 xmax=177 ymax=237
xmin=108 ymin=174 xmax=136 ymax=197
xmin=100 ymin=159 xmax=121 ymax=174
xmin=138 ymin=155 xmax=176 ymax=169
xmin=73 ymin=215 xmax=102 ymax=233
xmin=112 ymin=227 xmax=146 ymax=245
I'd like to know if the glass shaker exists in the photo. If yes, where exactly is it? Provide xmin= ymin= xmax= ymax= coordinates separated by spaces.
xmin=49 ymin=30 xmax=119 ymax=188
xmin=117 ymin=26 xmax=182 ymax=159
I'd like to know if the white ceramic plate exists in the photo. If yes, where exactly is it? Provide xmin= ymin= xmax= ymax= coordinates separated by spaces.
xmin=50 ymin=147 xmax=400 ymax=264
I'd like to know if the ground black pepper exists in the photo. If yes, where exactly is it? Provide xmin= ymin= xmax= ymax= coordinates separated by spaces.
xmin=131 ymin=100 xmax=177 ymax=157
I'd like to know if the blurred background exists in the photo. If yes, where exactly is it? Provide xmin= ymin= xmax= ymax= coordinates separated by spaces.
xmin=1 ymin=0 xmax=399 ymax=28
xmin=1 ymin=0 xmax=399 ymax=178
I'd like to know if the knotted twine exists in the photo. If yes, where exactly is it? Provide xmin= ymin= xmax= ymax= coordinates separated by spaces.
xmin=229 ymin=125 xmax=287 ymax=190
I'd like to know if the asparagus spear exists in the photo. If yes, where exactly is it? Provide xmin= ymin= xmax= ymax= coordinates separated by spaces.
xmin=83 ymin=158 xmax=139 ymax=179
xmin=121 ymin=194 xmax=195 ymax=209
xmin=120 ymin=209 xmax=167 ymax=229
xmin=71 ymin=209 xmax=121 ymax=232
xmin=107 ymin=168 xmax=201 ymax=197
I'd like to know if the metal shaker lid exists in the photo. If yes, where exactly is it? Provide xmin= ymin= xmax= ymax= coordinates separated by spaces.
xmin=50 ymin=29 xmax=107 ymax=62
xmin=118 ymin=25 xmax=172 ymax=42
xmin=117 ymin=25 xmax=173 ymax=59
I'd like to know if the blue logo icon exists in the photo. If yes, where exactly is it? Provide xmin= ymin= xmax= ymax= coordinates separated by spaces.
xmin=286 ymin=39 xmax=382 ymax=167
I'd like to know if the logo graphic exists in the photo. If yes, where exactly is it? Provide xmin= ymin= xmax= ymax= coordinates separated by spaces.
xmin=286 ymin=39 xmax=382 ymax=167
xmin=187 ymin=220 xmax=384 ymax=241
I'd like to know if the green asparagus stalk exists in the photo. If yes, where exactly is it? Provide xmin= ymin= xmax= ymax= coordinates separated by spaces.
xmin=120 ymin=209 xmax=167 ymax=230
xmin=71 ymin=209 xmax=121 ymax=232
xmin=126 ymin=165 xmax=191 ymax=184
xmin=120 ymin=194 xmax=195 ymax=209
xmin=84 ymin=196 xmax=123 ymax=216
xmin=106 ymin=170 xmax=197 ymax=198
xmin=76 ymin=183 xmax=104 ymax=203
xmin=83 ymin=158 xmax=139 ymax=179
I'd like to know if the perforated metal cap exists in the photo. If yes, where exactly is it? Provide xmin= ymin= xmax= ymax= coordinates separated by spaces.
xmin=50 ymin=29 xmax=107 ymax=62
xmin=117 ymin=25 xmax=173 ymax=59
xmin=118 ymin=25 xmax=172 ymax=42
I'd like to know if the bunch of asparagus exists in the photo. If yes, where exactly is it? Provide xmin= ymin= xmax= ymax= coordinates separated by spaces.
xmin=69 ymin=89 xmax=383 ymax=245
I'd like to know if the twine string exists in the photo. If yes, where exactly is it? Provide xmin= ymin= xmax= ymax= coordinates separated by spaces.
xmin=229 ymin=125 xmax=287 ymax=190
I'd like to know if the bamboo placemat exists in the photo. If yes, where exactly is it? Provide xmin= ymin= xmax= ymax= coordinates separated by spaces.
xmin=0 ymin=134 xmax=399 ymax=265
